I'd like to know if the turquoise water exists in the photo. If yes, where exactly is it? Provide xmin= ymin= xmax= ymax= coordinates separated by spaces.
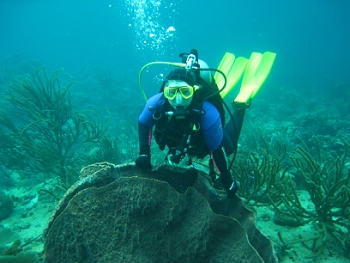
xmin=0 ymin=1 xmax=350 ymax=262
xmin=1 ymin=0 xmax=349 ymax=93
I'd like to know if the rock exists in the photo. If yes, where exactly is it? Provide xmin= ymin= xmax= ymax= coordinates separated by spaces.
xmin=0 ymin=191 xmax=14 ymax=221
xmin=0 ymin=226 xmax=20 ymax=247
xmin=43 ymin=163 xmax=278 ymax=263
xmin=0 ymin=251 xmax=39 ymax=263
xmin=17 ymin=222 xmax=31 ymax=230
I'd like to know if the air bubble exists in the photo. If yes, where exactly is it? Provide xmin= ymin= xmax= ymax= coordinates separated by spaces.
xmin=121 ymin=0 xmax=182 ymax=58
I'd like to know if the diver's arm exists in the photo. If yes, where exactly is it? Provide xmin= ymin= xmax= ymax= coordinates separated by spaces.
xmin=211 ymin=146 xmax=237 ymax=198
xmin=201 ymin=102 xmax=238 ymax=198
xmin=200 ymin=103 xmax=228 ymax=177
xmin=136 ymin=93 xmax=162 ymax=169
xmin=138 ymin=121 xmax=152 ymax=155
xmin=136 ymin=121 xmax=152 ymax=169
xmin=200 ymin=102 xmax=223 ymax=152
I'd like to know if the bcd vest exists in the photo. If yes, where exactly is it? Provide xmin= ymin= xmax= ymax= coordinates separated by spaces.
xmin=153 ymin=96 xmax=209 ymax=160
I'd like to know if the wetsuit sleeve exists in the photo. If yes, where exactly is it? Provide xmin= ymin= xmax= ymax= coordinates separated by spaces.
xmin=138 ymin=93 xmax=163 ymax=151
xmin=138 ymin=93 xmax=163 ymax=127
xmin=138 ymin=121 xmax=152 ymax=149
xmin=201 ymin=101 xmax=239 ymax=198
xmin=200 ymin=101 xmax=223 ymax=152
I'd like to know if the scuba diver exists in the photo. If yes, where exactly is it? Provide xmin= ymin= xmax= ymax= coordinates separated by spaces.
xmin=135 ymin=49 xmax=276 ymax=198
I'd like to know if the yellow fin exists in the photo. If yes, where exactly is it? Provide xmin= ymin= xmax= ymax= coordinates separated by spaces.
xmin=214 ymin=52 xmax=235 ymax=89
xmin=250 ymin=51 xmax=276 ymax=98
xmin=234 ymin=51 xmax=276 ymax=103
xmin=221 ymin=57 xmax=248 ymax=99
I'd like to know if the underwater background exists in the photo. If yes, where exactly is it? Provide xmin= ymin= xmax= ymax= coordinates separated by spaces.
xmin=1 ymin=0 xmax=350 ymax=93
xmin=0 ymin=0 xmax=350 ymax=262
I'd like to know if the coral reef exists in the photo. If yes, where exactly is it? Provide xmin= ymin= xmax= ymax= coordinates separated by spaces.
xmin=43 ymin=163 xmax=278 ymax=263
xmin=233 ymin=131 xmax=350 ymax=258
xmin=276 ymin=137 xmax=350 ymax=257
xmin=232 ymin=131 xmax=288 ymax=206
xmin=0 ymin=68 xmax=110 ymax=185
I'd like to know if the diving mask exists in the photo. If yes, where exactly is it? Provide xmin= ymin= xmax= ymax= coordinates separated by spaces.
xmin=163 ymin=85 xmax=194 ymax=100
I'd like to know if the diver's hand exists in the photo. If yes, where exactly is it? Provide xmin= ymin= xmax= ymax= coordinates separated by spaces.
xmin=135 ymin=154 xmax=152 ymax=169
xmin=136 ymin=144 xmax=151 ymax=169
xmin=221 ymin=171 xmax=238 ymax=199
xmin=226 ymin=181 xmax=239 ymax=199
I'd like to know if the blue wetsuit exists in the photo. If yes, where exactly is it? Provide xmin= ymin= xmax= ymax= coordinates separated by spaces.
xmin=138 ymin=93 xmax=224 ymax=153
xmin=136 ymin=66 xmax=242 ymax=197
xmin=138 ymin=93 xmax=245 ymax=159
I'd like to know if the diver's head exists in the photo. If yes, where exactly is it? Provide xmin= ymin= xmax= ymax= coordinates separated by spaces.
xmin=164 ymin=68 xmax=197 ymax=109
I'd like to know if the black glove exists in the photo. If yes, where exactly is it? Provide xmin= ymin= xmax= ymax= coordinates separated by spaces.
xmin=135 ymin=145 xmax=152 ymax=169
xmin=221 ymin=172 xmax=238 ymax=198
xmin=136 ymin=154 xmax=151 ymax=169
